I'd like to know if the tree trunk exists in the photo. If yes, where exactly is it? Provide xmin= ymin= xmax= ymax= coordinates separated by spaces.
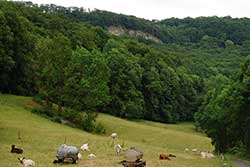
xmin=58 ymin=103 xmax=62 ymax=113
xmin=45 ymin=96 xmax=50 ymax=107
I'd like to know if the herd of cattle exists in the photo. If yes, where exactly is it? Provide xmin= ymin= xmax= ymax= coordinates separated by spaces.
xmin=10 ymin=132 xmax=216 ymax=166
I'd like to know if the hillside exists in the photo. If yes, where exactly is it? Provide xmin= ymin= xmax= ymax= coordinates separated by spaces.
xmin=1 ymin=1 xmax=250 ymax=157
xmin=36 ymin=3 xmax=250 ymax=45
xmin=0 ymin=94 xmax=220 ymax=167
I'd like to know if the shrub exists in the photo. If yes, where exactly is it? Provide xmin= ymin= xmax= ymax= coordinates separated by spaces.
xmin=31 ymin=108 xmax=40 ymax=114
xmin=31 ymin=107 xmax=55 ymax=118
xmin=61 ymin=109 xmax=82 ymax=124
xmin=32 ymin=107 xmax=105 ymax=134
xmin=79 ymin=112 xmax=96 ymax=132
xmin=32 ymin=96 xmax=44 ymax=105
xmin=229 ymin=144 xmax=250 ymax=158
xmin=94 ymin=122 xmax=106 ymax=134
xmin=52 ymin=116 xmax=61 ymax=123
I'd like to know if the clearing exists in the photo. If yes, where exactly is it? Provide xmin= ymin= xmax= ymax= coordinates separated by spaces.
xmin=0 ymin=94 xmax=221 ymax=167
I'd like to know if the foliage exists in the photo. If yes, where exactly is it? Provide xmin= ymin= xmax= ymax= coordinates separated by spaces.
xmin=37 ymin=3 xmax=250 ymax=46
xmin=195 ymin=56 xmax=250 ymax=153
xmin=1 ymin=1 xmax=250 ymax=145
xmin=31 ymin=106 xmax=105 ymax=134
xmin=64 ymin=47 xmax=110 ymax=111
xmin=35 ymin=35 xmax=72 ymax=112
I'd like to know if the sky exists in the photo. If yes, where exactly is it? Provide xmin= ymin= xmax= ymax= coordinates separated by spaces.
xmin=16 ymin=0 xmax=250 ymax=20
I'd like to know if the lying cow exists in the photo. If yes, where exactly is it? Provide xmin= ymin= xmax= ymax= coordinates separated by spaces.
xmin=159 ymin=154 xmax=171 ymax=160
xmin=201 ymin=151 xmax=215 ymax=159
xmin=53 ymin=144 xmax=79 ymax=164
xmin=11 ymin=145 xmax=23 ymax=154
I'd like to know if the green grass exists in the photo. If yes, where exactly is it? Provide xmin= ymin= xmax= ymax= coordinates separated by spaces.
xmin=0 ymin=94 xmax=221 ymax=167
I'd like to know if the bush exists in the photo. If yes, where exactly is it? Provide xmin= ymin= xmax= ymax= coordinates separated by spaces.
xmin=61 ymin=109 xmax=82 ymax=124
xmin=229 ymin=144 xmax=250 ymax=158
xmin=31 ymin=107 xmax=54 ymax=117
xmin=32 ymin=96 xmax=44 ymax=105
xmin=52 ymin=116 xmax=61 ymax=123
xmin=70 ymin=111 xmax=104 ymax=134
xmin=94 ymin=122 xmax=106 ymax=134
xmin=78 ymin=112 xmax=96 ymax=132
xmin=32 ymin=107 xmax=105 ymax=134
xmin=31 ymin=108 xmax=40 ymax=114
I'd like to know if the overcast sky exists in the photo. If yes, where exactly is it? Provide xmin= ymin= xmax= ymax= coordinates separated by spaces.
xmin=17 ymin=0 xmax=250 ymax=20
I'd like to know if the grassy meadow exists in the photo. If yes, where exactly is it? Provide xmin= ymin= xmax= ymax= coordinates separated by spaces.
xmin=0 ymin=94 xmax=221 ymax=167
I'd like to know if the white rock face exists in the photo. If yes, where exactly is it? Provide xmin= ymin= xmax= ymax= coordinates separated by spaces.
xmin=108 ymin=26 xmax=162 ymax=43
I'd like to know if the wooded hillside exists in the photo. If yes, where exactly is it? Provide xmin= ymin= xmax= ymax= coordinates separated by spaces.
xmin=1 ymin=1 xmax=250 ymax=156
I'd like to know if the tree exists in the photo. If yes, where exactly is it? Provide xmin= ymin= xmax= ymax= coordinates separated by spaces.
xmin=0 ymin=10 xmax=15 ymax=93
xmin=104 ymin=40 xmax=144 ymax=119
xmin=35 ymin=35 xmax=71 ymax=112
xmin=64 ymin=47 xmax=110 ymax=111
xmin=195 ymin=56 xmax=250 ymax=153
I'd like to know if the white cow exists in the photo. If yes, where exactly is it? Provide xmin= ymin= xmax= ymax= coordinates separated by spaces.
xmin=18 ymin=157 xmax=35 ymax=167
xmin=78 ymin=153 xmax=82 ymax=159
xmin=80 ymin=143 xmax=89 ymax=151
xmin=192 ymin=148 xmax=198 ymax=152
xmin=88 ymin=153 xmax=96 ymax=159
xmin=111 ymin=133 xmax=117 ymax=139
xmin=200 ymin=151 xmax=215 ymax=159
xmin=114 ymin=144 xmax=122 ymax=155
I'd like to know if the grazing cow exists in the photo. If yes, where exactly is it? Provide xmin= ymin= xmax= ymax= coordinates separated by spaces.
xmin=206 ymin=152 xmax=215 ymax=159
xmin=80 ymin=143 xmax=89 ymax=151
xmin=159 ymin=154 xmax=171 ymax=160
xmin=110 ymin=133 xmax=117 ymax=139
xmin=200 ymin=151 xmax=215 ymax=159
xmin=114 ymin=144 xmax=122 ymax=155
xmin=88 ymin=153 xmax=96 ymax=159
xmin=201 ymin=151 xmax=207 ymax=158
xmin=78 ymin=153 xmax=82 ymax=159
xmin=192 ymin=148 xmax=198 ymax=152
xmin=11 ymin=145 xmax=23 ymax=154
xmin=18 ymin=157 xmax=35 ymax=167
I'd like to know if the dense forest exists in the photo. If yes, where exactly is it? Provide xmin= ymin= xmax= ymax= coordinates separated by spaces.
xmin=1 ymin=1 xmax=250 ymax=156
xmin=38 ymin=3 xmax=250 ymax=45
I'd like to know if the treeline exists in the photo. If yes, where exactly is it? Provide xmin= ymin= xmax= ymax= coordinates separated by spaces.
xmin=35 ymin=3 xmax=250 ymax=46
xmin=159 ymin=17 xmax=250 ymax=45
xmin=0 ymin=1 xmax=203 ymax=124
xmin=38 ymin=4 xmax=160 ymax=37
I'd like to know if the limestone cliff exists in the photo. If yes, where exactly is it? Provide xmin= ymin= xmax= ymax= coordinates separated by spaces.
xmin=108 ymin=26 xmax=161 ymax=43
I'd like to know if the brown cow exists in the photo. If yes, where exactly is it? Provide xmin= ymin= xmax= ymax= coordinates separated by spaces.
xmin=159 ymin=154 xmax=171 ymax=160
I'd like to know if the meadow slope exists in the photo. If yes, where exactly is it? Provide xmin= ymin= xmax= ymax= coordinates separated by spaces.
xmin=0 ymin=94 xmax=221 ymax=167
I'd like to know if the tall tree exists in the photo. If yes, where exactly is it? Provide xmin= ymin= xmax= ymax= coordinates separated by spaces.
xmin=35 ymin=35 xmax=71 ymax=112
xmin=64 ymin=47 xmax=110 ymax=111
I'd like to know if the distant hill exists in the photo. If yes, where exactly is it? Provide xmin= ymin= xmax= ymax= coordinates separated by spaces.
xmin=26 ymin=2 xmax=250 ymax=46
